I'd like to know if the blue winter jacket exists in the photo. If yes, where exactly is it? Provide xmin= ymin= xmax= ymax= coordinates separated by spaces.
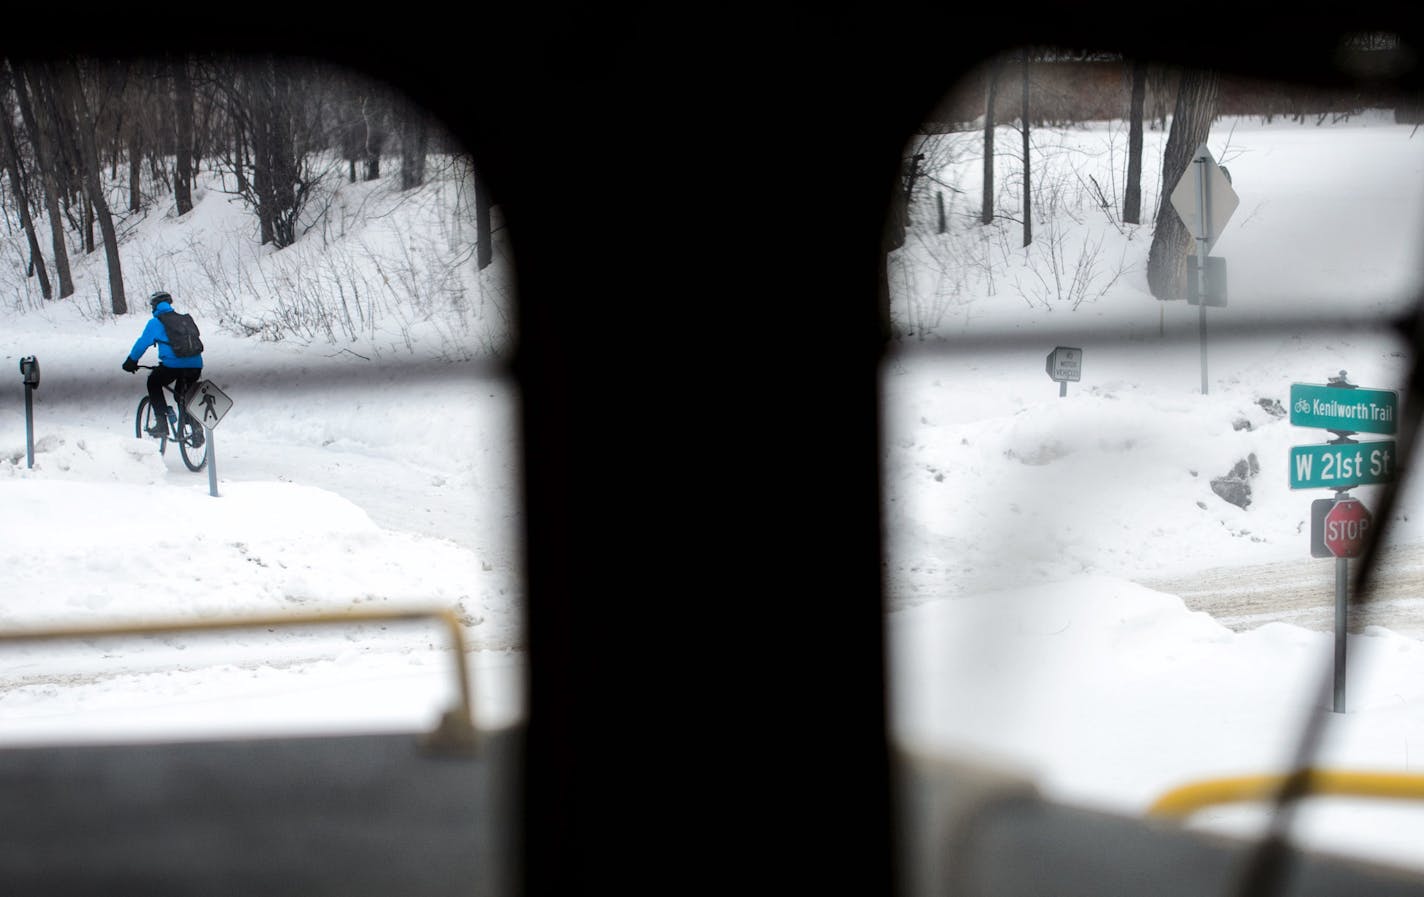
xmin=128 ymin=300 xmax=203 ymax=368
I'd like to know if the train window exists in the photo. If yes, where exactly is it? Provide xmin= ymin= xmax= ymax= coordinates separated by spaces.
xmin=0 ymin=55 xmax=524 ymax=743
xmin=883 ymin=40 xmax=1424 ymax=879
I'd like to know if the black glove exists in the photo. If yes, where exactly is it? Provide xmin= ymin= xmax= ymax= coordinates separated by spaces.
xmin=122 ymin=356 xmax=139 ymax=373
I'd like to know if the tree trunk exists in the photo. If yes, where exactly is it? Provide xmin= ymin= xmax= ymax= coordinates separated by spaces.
xmin=1021 ymin=51 xmax=1032 ymax=247
xmin=269 ymin=65 xmax=298 ymax=247
xmin=0 ymin=91 xmax=50 ymax=298
xmin=400 ymin=116 xmax=428 ymax=190
xmin=128 ymin=132 xmax=142 ymax=214
xmin=247 ymin=61 xmax=299 ymax=248
xmin=1146 ymin=68 xmax=1221 ymax=302
xmin=476 ymin=166 xmax=492 ymax=270
xmin=980 ymin=61 xmax=1000 ymax=225
xmin=882 ymin=156 xmax=911 ymax=264
xmin=1123 ymin=59 xmax=1147 ymax=225
xmin=362 ymin=97 xmax=384 ymax=182
xmin=232 ymin=114 xmax=249 ymax=195
xmin=341 ymin=98 xmax=362 ymax=184
xmin=172 ymin=56 xmax=195 ymax=216
xmin=253 ymin=127 xmax=274 ymax=244
xmin=365 ymin=136 xmax=382 ymax=181
xmin=59 ymin=61 xmax=126 ymax=314
xmin=12 ymin=68 xmax=73 ymax=298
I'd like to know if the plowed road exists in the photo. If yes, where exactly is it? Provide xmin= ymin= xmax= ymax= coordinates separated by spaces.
xmin=1141 ymin=544 xmax=1424 ymax=638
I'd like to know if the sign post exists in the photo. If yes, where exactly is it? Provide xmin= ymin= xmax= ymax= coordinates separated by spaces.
xmin=1045 ymin=346 xmax=1082 ymax=397
xmin=185 ymin=380 xmax=233 ymax=498
xmin=1322 ymin=496 xmax=1372 ymax=713
xmin=1169 ymin=145 xmax=1238 ymax=396
xmin=1290 ymin=371 xmax=1396 ymax=714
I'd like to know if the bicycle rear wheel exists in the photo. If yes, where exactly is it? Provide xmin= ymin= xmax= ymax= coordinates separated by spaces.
xmin=177 ymin=411 xmax=207 ymax=472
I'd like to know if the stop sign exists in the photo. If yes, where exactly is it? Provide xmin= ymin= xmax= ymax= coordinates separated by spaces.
xmin=1323 ymin=497 xmax=1373 ymax=558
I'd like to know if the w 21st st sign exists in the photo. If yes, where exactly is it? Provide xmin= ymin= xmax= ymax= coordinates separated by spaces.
xmin=1289 ymin=442 xmax=1397 ymax=489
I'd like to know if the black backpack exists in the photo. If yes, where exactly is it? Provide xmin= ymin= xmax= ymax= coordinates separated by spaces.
xmin=158 ymin=311 xmax=204 ymax=357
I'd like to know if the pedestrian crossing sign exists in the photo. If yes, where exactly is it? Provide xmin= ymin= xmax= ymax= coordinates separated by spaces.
xmin=186 ymin=380 xmax=233 ymax=429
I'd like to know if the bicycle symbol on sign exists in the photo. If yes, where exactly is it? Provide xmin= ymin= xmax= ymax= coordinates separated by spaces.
xmin=1294 ymin=399 xmax=1311 ymax=414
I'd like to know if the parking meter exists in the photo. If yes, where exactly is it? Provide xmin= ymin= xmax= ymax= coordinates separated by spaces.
xmin=19 ymin=355 xmax=37 ymax=468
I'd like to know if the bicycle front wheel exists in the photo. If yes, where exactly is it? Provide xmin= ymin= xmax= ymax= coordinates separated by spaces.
xmin=135 ymin=396 xmax=152 ymax=439
xmin=177 ymin=412 xmax=208 ymax=472
xmin=136 ymin=395 xmax=172 ymax=454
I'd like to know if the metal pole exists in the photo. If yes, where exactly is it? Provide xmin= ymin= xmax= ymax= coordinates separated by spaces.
xmin=206 ymin=426 xmax=219 ymax=497
xmin=1059 ymin=380 xmax=1067 ymax=398
xmin=1334 ymin=556 xmax=1348 ymax=713
xmin=23 ymin=385 xmax=34 ymax=469
xmin=1196 ymin=152 xmax=1209 ymax=395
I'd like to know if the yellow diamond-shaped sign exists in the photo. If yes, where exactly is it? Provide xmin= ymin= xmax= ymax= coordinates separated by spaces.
xmin=1169 ymin=143 xmax=1239 ymax=252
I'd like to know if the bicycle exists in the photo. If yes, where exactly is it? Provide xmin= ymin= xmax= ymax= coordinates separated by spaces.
xmin=134 ymin=365 xmax=208 ymax=472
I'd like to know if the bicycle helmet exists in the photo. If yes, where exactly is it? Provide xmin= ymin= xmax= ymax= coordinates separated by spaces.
xmin=148 ymin=290 xmax=172 ymax=310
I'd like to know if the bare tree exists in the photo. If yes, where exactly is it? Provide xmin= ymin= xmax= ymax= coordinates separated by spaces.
xmin=118 ymin=62 xmax=145 ymax=215
xmin=1123 ymin=58 xmax=1147 ymax=224
xmin=171 ymin=56 xmax=195 ymax=216
xmin=0 ymin=71 xmax=50 ymax=298
xmin=209 ymin=57 xmax=316 ymax=249
xmin=475 ymin=165 xmax=493 ymax=270
xmin=1021 ymin=49 xmax=1032 ymax=246
xmin=879 ymin=151 xmax=920 ymax=340
xmin=1146 ymin=67 xmax=1220 ymax=301
xmin=10 ymin=62 xmax=73 ymax=298
xmin=400 ymin=106 xmax=428 ymax=190
xmin=339 ymin=95 xmax=363 ymax=183
xmin=56 ymin=60 xmax=126 ymax=314
xmin=364 ymin=123 xmax=385 ymax=181
xmin=980 ymin=59 xmax=1002 ymax=225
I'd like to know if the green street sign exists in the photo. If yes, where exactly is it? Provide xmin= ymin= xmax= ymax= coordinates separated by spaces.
xmin=1289 ymin=441 xmax=1397 ymax=490
xmin=1290 ymin=382 xmax=1398 ymax=435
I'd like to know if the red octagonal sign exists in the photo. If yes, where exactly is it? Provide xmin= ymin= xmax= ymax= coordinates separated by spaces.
xmin=1324 ymin=497 xmax=1373 ymax=558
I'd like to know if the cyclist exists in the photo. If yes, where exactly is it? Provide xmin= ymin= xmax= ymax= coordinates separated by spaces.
xmin=121 ymin=290 xmax=204 ymax=440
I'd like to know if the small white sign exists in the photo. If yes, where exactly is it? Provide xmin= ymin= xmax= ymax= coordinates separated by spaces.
xmin=186 ymin=379 xmax=233 ymax=429
xmin=1046 ymin=346 xmax=1082 ymax=382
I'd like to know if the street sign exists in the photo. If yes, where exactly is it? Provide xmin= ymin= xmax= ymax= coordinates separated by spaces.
xmin=1288 ymin=440 xmax=1397 ymax=489
xmin=1186 ymin=256 xmax=1227 ymax=307
xmin=1323 ymin=497 xmax=1372 ymax=558
xmin=186 ymin=379 xmax=233 ymax=429
xmin=1045 ymin=346 xmax=1082 ymax=382
xmin=1290 ymin=382 xmax=1397 ymax=435
xmin=1169 ymin=143 xmax=1239 ymax=252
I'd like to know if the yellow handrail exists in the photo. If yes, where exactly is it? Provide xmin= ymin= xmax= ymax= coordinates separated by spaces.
xmin=1148 ymin=769 xmax=1424 ymax=819
xmin=0 ymin=607 xmax=478 ymax=753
